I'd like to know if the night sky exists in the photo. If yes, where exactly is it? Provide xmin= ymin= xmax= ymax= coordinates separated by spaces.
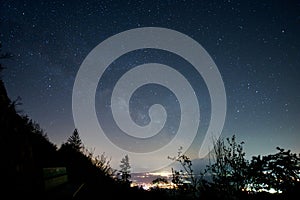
xmin=1 ymin=0 xmax=300 ymax=172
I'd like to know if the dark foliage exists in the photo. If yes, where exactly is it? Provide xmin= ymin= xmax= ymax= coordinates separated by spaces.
xmin=169 ymin=135 xmax=300 ymax=200
xmin=248 ymin=147 xmax=300 ymax=193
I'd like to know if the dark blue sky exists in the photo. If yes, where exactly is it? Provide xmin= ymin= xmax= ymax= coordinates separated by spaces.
xmin=1 ymin=0 xmax=299 ymax=172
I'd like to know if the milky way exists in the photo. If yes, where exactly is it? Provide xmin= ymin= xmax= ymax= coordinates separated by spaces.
xmin=1 ymin=0 xmax=299 ymax=171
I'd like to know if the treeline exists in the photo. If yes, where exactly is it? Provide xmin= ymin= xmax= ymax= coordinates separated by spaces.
xmin=167 ymin=135 xmax=300 ymax=200
xmin=1 ymin=44 xmax=300 ymax=199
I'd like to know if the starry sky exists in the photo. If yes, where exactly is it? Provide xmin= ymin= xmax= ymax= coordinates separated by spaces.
xmin=1 ymin=0 xmax=300 ymax=172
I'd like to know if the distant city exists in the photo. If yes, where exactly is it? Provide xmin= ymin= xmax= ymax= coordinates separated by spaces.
xmin=131 ymin=171 xmax=175 ymax=190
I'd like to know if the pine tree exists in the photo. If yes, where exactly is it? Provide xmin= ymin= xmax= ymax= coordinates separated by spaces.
xmin=118 ymin=155 xmax=131 ymax=185
xmin=67 ymin=128 xmax=83 ymax=152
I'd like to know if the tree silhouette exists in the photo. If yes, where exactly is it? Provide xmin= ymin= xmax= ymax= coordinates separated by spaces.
xmin=204 ymin=135 xmax=248 ymax=199
xmin=249 ymin=147 xmax=300 ymax=193
xmin=168 ymin=136 xmax=249 ymax=199
xmin=168 ymin=146 xmax=201 ymax=199
xmin=66 ymin=128 xmax=83 ymax=152
xmin=85 ymin=150 xmax=116 ymax=177
xmin=118 ymin=154 xmax=131 ymax=185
